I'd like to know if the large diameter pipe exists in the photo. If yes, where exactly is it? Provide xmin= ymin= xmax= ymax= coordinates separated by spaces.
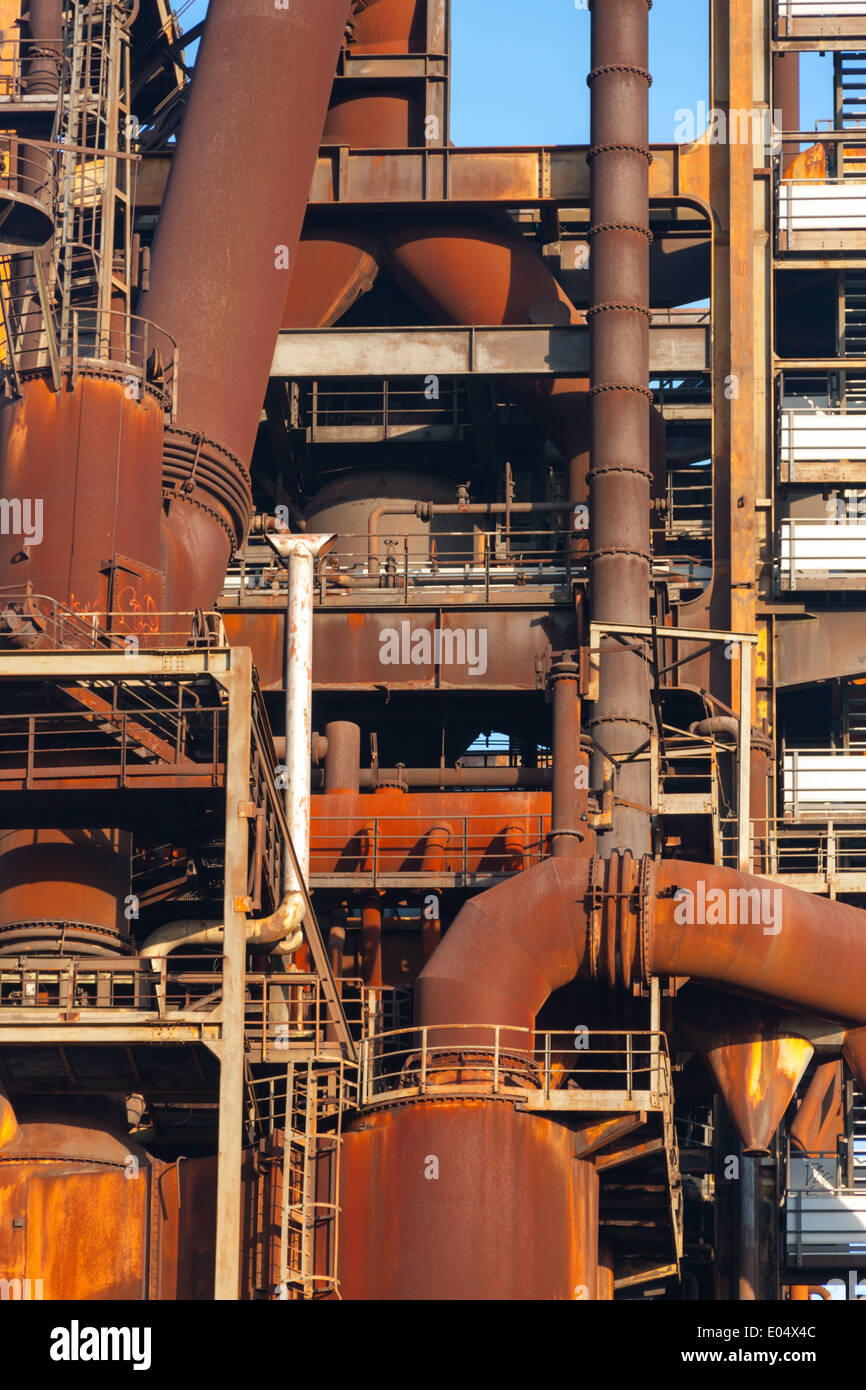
xmin=588 ymin=0 xmax=653 ymax=857
xmin=417 ymin=853 xmax=866 ymax=1036
xmin=138 ymin=0 xmax=352 ymax=466
xmin=647 ymin=859 xmax=866 ymax=1025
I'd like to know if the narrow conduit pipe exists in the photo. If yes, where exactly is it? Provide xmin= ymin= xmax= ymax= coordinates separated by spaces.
xmin=550 ymin=660 xmax=587 ymax=860
xmin=268 ymin=534 xmax=336 ymax=914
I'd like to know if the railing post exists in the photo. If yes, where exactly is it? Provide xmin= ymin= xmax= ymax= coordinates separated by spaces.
xmin=420 ymin=1027 xmax=428 ymax=1096
xmin=493 ymin=1026 xmax=500 ymax=1094
xmin=626 ymin=1032 xmax=633 ymax=1099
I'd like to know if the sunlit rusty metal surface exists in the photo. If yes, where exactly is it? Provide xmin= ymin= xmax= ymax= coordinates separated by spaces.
xmin=339 ymin=1099 xmax=599 ymax=1300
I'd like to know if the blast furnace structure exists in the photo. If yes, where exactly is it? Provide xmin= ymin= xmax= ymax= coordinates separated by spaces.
xmin=0 ymin=0 xmax=865 ymax=1302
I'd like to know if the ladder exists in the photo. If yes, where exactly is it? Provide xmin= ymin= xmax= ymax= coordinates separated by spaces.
xmin=278 ymin=1060 xmax=351 ymax=1300
xmin=56 ymin=1 xmax=134 ymax=360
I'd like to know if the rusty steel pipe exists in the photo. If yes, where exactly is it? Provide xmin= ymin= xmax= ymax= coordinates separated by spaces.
xmin=360 ymin=893 xmax=383 ymax=987
xmin=415 ymin=855 xmax=592 ymax=1044
xmin=418 ymin=853 xmax=866 ymax=1040
xmin=312 ymin=766 xmax=554 ymax=790
xmin=587 ymin=0 xmax=653 ymax=857
xmin=324 ymin=721 xmax=362 ymax=793
xmin=139 ymin=0 xmax=351 ymax=465
xmin=138 ymin=0 xmax=351 ymax=615
xmin=550 ymin=660 xmax=586 ymax=859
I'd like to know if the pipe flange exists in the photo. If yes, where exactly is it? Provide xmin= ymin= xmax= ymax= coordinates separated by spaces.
xmin=587 ymin=464 xmax=654 ymax=481
xmin=0 ymin=920 xmax=134 ymax=957
xmin=586 ymin=143 xmax=653 ymax=165
xmin=586 ymin=714 xmax=654 ymax=732
xmin=588 ymin=382 xmax=655 ymax=400
xmin=588 ymin=222 xmax=654 ymax=243
xmin=548 ymin=659 xmax=581 ymax=685
xmin=587 ymin=64 xmax=652 ymax=86
xmin=161 ymin=426 xmax=253 ymax=550
xmin=586 ymin=302 xmax=653 ymax=321
xmin=587 ymin=546 xmax=652 ymax=564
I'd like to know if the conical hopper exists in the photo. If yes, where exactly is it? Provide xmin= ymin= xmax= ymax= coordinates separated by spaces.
xmin=703 ymin=1032 xmax=814 ymax=1156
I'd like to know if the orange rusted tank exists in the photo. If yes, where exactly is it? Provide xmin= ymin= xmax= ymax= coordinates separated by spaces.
xmin=0 ymin=828 xmax=132 ymax=956
xmin=0 ymin=1100 xmax=150 ymax=1300
xmin=0 ymin=371 xmax=165 ymax=625
xmin=338 ymin=1098 xmax=599 ymax=1300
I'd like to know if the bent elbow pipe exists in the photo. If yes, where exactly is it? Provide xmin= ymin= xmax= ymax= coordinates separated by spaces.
xmin=417 ymin=853 xmax=866 ymax=1035
xmin=414 ymin=856 xmax=592 ymax=1041
xmin=139 ymin=892 xmax=306 ymax=958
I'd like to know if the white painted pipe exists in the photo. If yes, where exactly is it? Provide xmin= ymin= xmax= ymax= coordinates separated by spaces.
xmin=140 ymin=534 xmax=333 ymax=964
xmin=138 ymin=894 xmax=306 ymax=959
xmin=267 ymin=533 xmax=335 ymax=901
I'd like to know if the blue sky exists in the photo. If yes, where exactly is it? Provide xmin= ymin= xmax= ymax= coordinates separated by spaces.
xmin=180 ymin=1 xmax=832 ymax=142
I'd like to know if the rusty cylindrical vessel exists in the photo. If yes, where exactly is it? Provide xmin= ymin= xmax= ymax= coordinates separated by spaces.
xmin=339 ymin=1099 xmax=599 ymax=1300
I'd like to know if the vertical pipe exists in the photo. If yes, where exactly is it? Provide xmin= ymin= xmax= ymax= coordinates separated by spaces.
xmin=550 ymin=660 xmax=585 ymax=859
xmin=327 ymin=905 xmax=348 ymax=978
xmin=421 ymin=821 xmax=452 ymax=958
xmin=588 ymin=0 xmax=653 ymax=857
xmin=275 ymin=536 xmax=335 ymax=901
xmin=137 ymin=0 xmax=353 ymax=466
xmin=361 ymin=894 xmax=383 ymax=987
xmin=324 ymin=721 xmax=361 ymax=793
xmin=738 ymin=1148 xmax=758 ymax=1301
